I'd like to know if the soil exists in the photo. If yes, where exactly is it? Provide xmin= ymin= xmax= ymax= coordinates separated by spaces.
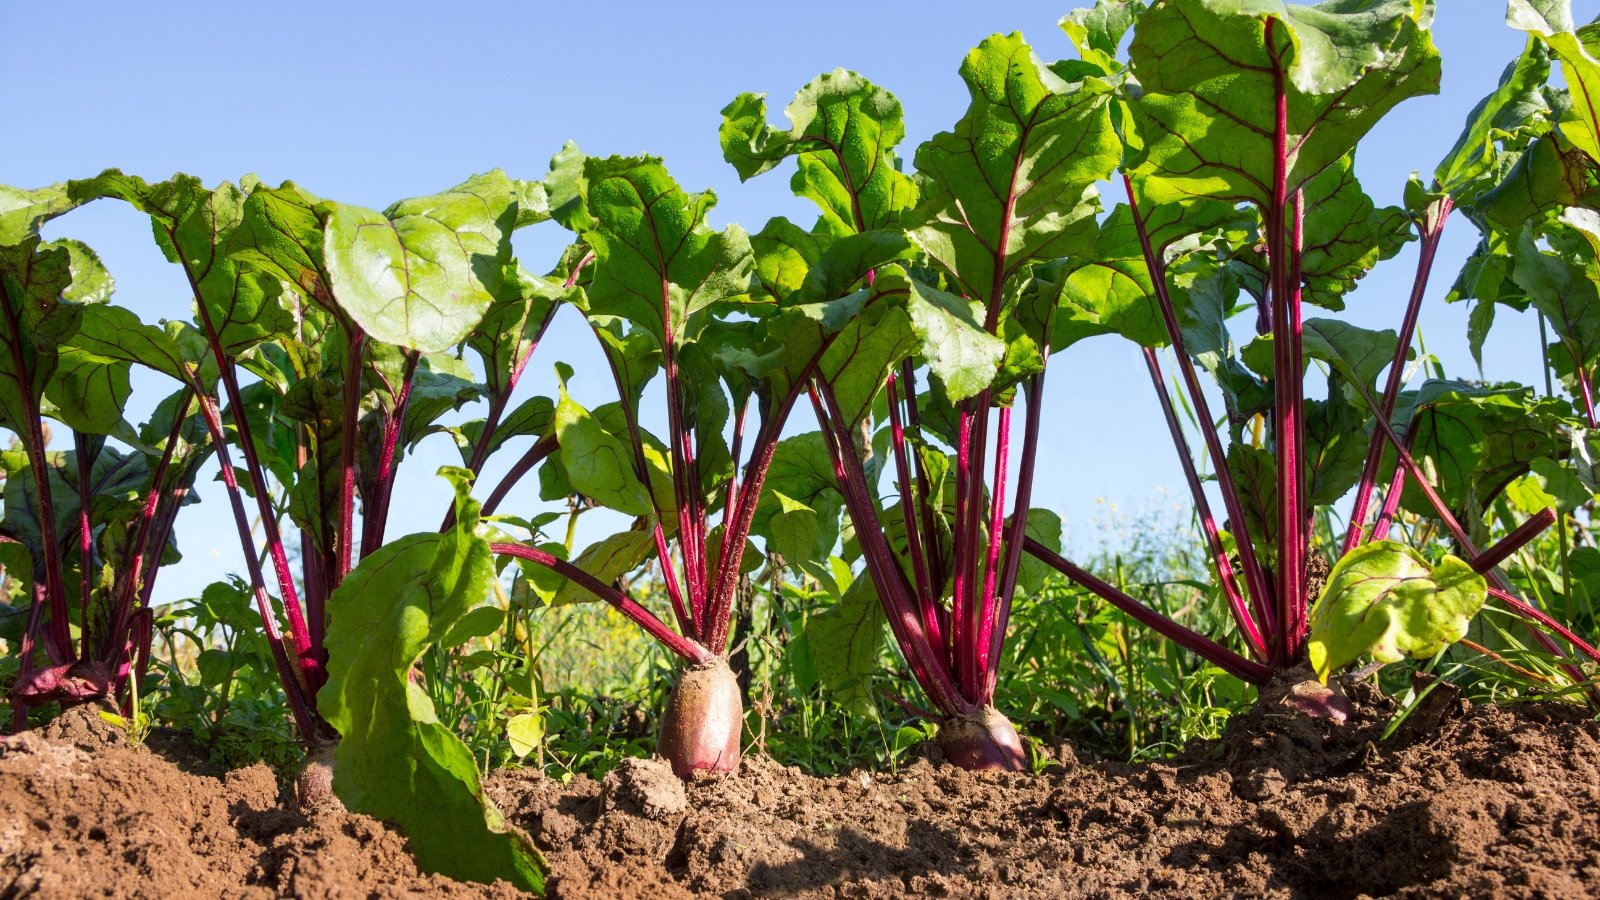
xmin=5 ymin=686 xmax=1600 ymax=899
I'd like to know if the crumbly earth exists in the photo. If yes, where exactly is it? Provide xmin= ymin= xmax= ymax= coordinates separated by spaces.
xmin=4 ymin=687 xmax=1600 ymax=899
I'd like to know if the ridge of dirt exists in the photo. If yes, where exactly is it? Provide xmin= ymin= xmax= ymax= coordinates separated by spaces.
xmin=3 ymin=694 xmax=1599 ymax=898
xmin=486 ymin=692 xmax=1600 ymax=899
xmin=0 ymin=709 xmax=523 ymax=899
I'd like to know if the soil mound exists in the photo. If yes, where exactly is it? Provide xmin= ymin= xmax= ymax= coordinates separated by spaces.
xmin=3 ymin=696 xmax=1598 ymax=898
xmin=485 ymin=697 xmax=1600 ymax=899
xmin=0 ymin=729 xmax=522 ymax=898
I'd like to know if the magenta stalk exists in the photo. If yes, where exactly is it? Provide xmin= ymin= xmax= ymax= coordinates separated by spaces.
xmin=1024 ymin=536 xmax=1273 ymax=685
xmin=1343 ymin=196 xmax=1452 ymax=554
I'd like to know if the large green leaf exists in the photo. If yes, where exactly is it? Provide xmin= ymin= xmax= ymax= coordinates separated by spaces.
xmin=71 ymin=172 xmax=294 ymax=356
xmin=1230 ymin=153 xmax=1413 ymax=311
xmin=0 ymin=238 xmax=87 ymax=439
xmin=1397 ymin=381 xmax=1566 ymax=520
xmin=1508 ymin=0 xmax=1600 ymax=161
xmin=1307 ymin=540 xmax=1486 ymax=682
xmin=1054 ymin=204 xmax=1165 ymax=349
xmin=803 ymin=571 xmax=886 ymax=715
xmin=1129 ymin=0 xmax=1440 ymax=209
xmin=323 ymin=171 xmax=537 ymax=352
xmin=321 ymin=469 xmax=545 ymax=892
xmin=911 ymin=32 xmax=1119 ymax=307
xmin=1434 ymin=37 xmax=1554 ymax=200
xmin=722 ymin=70 xmax=918 ymax=235
xmin=572 ymin=156 xmax=754 ymax=344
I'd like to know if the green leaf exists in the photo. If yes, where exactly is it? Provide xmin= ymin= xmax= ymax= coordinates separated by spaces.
xmin=767 ymin=491 xmax=820 ymax=564
xmin=1230 ymin=153 xmax=1413 ymax=311
xmin=911 ymin=32 xmax=1119 ymax=306
xmin=506 ymin=712 xmax=545 ymax=759
xmin=466 ymin=261 xmax=566 ymax=411
xmin=1061 ymin=1 xmax=1141 ymax=74
xmin=571 ymin=156 xmax=754 ymax=344
xmin=722 ymin=70 xmax=918 ymax=235
xmin=0 ymin=182 xmax=84 ymax=246
xmin=1307 ymin=541 xmax=1487 ymax=682
xmin=1434 ymin=37 xmax=1553 ymax=199
xmin=815 ymin=276 xmax=918 ymax=424
xmin=551 ymin=525 xmax=656 ymax=607
xmin=751 ymin=432 xmax=845 ymax=565
xmin=552 ymin=369 xmax=653 ymax=517
xmin=442 ymin=605 xmax=506 ymax=649
xmin=324 ymin=172 xmax=532 ymax=352
xmin=1512 ymin=224 xmax=1600 ymax=384
xmin=1054 ymin=204 xmax=1165 ymax=349
xmin=71 ymin=171 xmax=294 ymax=356
xmin=0 ymin=236 xmax=97 ymax=459
xmin=1504 ymin=456 xmax=1590 ymax=515
xmin=1130 ymin=0 xmax=1440 ymax=209
xmin=1397 ymin=381 xmax=1565 ymax=520
xmin=1508 ymin=0 xmax=1600 ymax=161
xmin=321 ymin=468 xmax=545 ymax=892
xmin=803 ymin=573 xmax=886 ymax=715
xmin=903 ymin=280 xmax=1005 ymax=402
xmin=1301 ymin=318 xmax=1401 ymax=389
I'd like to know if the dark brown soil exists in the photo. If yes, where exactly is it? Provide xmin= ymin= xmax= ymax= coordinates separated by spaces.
xmin=5 ymin=690 xmax=1600 ymax=899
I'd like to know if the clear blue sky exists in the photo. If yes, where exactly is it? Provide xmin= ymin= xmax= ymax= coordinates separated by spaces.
xmin=0 ymin=1 xmax=1554 ymax=601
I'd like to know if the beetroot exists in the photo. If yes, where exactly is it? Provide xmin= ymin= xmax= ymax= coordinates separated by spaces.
xmin=657 ymin=660 xmax=743 ymax=779
xmin=937 ymin=707 xmax=1027 ymax=772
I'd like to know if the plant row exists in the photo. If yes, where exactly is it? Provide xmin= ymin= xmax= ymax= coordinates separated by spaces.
xmin=6 ymin=0 xmax=1600 ymax=891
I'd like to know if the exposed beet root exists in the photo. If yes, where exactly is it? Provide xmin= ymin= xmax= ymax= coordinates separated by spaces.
xmin=657 ymin=659 xmax=742 ymax=779
xmin=1261 ymin=664 xmax=1353 ymax=724
xmin=937 ymin=706 xmax=1028 ymax=771
xmin=297 ymin=739 xmax=344 ymax=811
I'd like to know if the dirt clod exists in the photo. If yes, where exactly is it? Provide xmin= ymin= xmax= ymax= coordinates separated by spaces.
xmin=39 ymin=702 xmax=127 ymax=752
xmin=603 ymin=757 xmax=687 ymax=819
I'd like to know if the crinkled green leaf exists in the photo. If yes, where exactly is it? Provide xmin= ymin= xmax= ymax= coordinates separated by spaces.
xmin=1231 ymin=153 xmax=1413 ymax=311
xmin=1397 ymin=381 xmax=1566 ymax=520
xmin=1061 ymin=1 xmax=1141 ymax=74
xmin=1509 ymin=0 xmax=1600 ymax=161
xmin=1435 ymin=37 xmax=1554 ymax=199
xmin=911 ymin=32 xmax=1119 ymax=306
xmin=1130 ymin=0 xmax=1440 ymax=209
xmin=571 ymin=156 xmax=754 ymax=343
xmin=722 ymin=70 xmax=918 ymax=234
xmin=71 ymin=171 xmax=294 ymax=355
xmin=0 ymin=237 xmax=87 ymax=440
xmin=1307 ymin=540 xmax=1486 ymax=682
xmin=903 ymin=280 xmax=1005 ymax=402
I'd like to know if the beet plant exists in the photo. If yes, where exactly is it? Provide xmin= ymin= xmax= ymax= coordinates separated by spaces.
xmin=1021 ymin=0 xmax=1595 ymax=703
xmin=0 ymin=186 xmax=214 ymax=729
xmin=34 ymin=169 xmax=558 ymax=890
xmin=719 ymin=37 xmax=1123 ymax=768
xmin=489 ymin=146 xmax=913 ymax=778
